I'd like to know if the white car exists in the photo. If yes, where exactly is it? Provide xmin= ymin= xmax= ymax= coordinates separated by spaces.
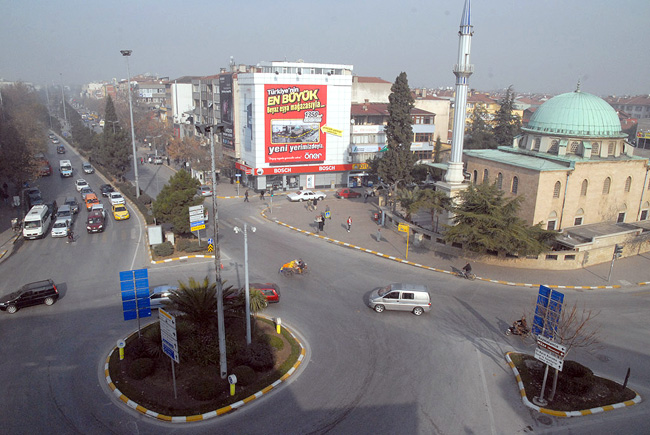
xmin=287 ymin=190 xmax=327 ymax=202
xmin=108 ymin=192 xmax=125 ymax=205
xmin=51 ymin=218 xmax=70 ymax=238
xmin=82 ymin=162 xmax=94 ymax=174
xmin=75 ymin=179 xmax=89 ymax=192
xmin=91 ymin=203 xmax=107 ymax=218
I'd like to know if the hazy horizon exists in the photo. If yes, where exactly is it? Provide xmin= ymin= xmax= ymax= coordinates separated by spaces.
xmin=2 ymin=0 xmax=649 ymax=97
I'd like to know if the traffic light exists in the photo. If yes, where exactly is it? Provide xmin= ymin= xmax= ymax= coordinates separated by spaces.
xmin=195 ymin=124 xmax=212 ymax=135
xmin=614 ymin=244 xmax=624 ymax=258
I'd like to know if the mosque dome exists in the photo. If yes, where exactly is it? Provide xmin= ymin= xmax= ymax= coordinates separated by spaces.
xmin=522 ymin=90 xmax=625 ymax=138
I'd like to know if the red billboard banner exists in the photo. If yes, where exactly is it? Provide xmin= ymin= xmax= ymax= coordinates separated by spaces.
xmin=265 ymin=84 xmax=327 ymax=164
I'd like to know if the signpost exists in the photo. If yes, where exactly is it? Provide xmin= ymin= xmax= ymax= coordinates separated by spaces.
xmin=159 ymin=308 xmax=179 ymax=398
xmin=398 ymin=223 xmax=410 ymax=259
xmin=189 ymin=204 xmax=205 ymax=243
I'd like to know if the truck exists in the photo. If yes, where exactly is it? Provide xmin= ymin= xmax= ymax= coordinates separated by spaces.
xmin=59 ymin=159 xmax=73 ymax=178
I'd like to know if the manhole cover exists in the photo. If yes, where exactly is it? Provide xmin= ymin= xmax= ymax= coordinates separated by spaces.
xmin=536 ymin=415 xmax=553 ymax=426
xmin=597 ymin=354 xmax=611 ymax=362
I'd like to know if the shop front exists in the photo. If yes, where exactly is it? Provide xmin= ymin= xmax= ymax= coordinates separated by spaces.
xmin=236 ymin=162 xmax=365 ymax=191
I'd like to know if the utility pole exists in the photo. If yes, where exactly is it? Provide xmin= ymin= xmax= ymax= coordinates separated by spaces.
xmin=120 ymin=50 xmax=141 ymax=198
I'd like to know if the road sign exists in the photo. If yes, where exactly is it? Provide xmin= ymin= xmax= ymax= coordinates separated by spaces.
xmin=532 ymin=285 xmax=564 ymax=339
xmin=398 ymin=223 xmax=409 ymax=233
xmin=190 ymin=222 xmax=206 ymax=231
xmin=159 ymin=308 xmax=179 ymax=363
xmin=534 ymin=347 xmax=564 ymax=371
xmin=536 ymin=334 xmax=567 ymax=358
xmin=120 ymin=269 xmax=151 ymax=321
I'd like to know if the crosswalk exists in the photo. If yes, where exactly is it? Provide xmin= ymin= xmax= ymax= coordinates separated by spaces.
xmin=214 ymin=214 xmax=268 ymax=231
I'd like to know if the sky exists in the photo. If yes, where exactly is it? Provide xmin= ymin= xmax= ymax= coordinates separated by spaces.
xmin=2 ymin=0 xmax=649 ymax=97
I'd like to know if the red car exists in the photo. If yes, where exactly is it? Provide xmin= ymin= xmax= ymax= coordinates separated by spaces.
xmin=335 ymin=188 xmax=361 ymax=199
xmin=250 ymin=283 xmax=281 ymax=303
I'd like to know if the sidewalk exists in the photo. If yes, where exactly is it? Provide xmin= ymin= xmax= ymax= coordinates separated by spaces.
xmin=216 ymin=183 xmax=650 ymax=290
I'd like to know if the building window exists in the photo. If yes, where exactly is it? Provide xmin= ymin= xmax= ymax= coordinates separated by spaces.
xmin=603 ymin=177 xmax=611 ymax=194
xmin=548 ymin=140 xmax=559 ymax=154
xmin=569 ymin=141 xmax=580 ymax=153
xmin=581 ymin=179 xmax=588 ymax=196
xmin=608 ymin=142 xmax=615 ymax=155
xmin=473 ymin=170 xmax=478 ymax=185
xmin=553 ymin=181 xmax=561 ymax=198
xmin=641 ymin=210 xmax=648 ymax=221
xmin=497 ymin=173 xmax=503 ymax=190
xmin=617 ymin=212 xmax=625 ymax=223
xmin=547 ymin=220 xmax=556 ymax=231
xmin=574 ymin=217 xmax=583 ymax=226
xmin=511 ymin=176 xmax=518 ymax=194
xmin=625 ymin=176 xmax=632 ymax=192
xmin=592 ymin=142 xmax=600 ymax=155
xmin=483 ymin=169 xmax=489 ymax=183
xmin=533 ymin=138 xmax=541 ymax=151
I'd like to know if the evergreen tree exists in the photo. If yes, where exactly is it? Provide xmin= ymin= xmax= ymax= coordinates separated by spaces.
xmin=493 ymin=86 xmax=522 ymax=147
xmin=443 ymin=182 xmax=556 ymax=255
xmin=433 ymin=136 xmax=443 ymax=163
xmin=464 ymin=103 xmax=497 ymax=149
xmin=377 ymin=72 xmax=417 ymax=184
xmin=96 ymin=96 xmax=131 ymax=178
xmin=152 ymin=170 xmax=202 ymax=235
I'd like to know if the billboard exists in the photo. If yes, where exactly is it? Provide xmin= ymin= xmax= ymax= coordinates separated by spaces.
xmin=265 ymin=84 xmax=327 ymax=164
xmin=219 ymin=74 xmax=235 ymax=150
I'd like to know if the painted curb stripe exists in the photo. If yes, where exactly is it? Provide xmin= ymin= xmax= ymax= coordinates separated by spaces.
xmin=504 ymin=352 xmax=641 ymax=417
xmin=105 ymin=319 xmax=306 ymax=423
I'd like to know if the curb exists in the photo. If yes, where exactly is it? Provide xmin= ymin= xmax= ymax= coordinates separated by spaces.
xmin=504 ymin=352 xmax=641 ymax=417
xmin=263 ymin=211 xmax=625 ymax=290
xmin=104 ymin=318 xmax=306 ymax=422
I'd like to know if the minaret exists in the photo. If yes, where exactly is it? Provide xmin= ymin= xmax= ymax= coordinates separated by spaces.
xmin=444 ymin=0 xmax=473 ymax=184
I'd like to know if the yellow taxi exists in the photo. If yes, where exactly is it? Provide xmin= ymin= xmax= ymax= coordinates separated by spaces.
xmin=112 ymin=204 xmax=130 ymax=220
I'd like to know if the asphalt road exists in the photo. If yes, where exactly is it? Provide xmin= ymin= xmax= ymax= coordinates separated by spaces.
xmin=0 ymin=141 xmax=648 ymax=434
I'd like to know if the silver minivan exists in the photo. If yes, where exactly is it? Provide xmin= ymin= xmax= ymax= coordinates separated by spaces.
xmin=369 ymin=283 xmax=431 ymax=316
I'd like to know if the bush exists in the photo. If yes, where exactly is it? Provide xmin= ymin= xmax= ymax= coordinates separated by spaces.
xmin=236 ymin=341 xmax=275 ymax=370
xmin=180 ymin=333 xmax=221 ymax=366
xmin=231 ymin=365 xmax=257 ymax=386
xmin=177 ymin=239 xmax=206 ymax=253
xmin=268 ymin=335 xmax=284 ymax=351
xmin=128 ymin=358 xmax=155 ymax=380
xmin=558 ymin=360 xmax=595 ymax=396
xmin=153 ymin=241 xmax=174 ymax=257
xmin=186 ymin=371 xmax=226 ymax=401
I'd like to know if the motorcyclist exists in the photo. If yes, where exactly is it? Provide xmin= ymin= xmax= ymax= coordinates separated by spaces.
xmin=462 ymin=263 xmax=472 ymax=277
xmin=297 ymin=259 xmax=306 ymax=273
xmin=513 ymin=316 xmax=528 ymax=334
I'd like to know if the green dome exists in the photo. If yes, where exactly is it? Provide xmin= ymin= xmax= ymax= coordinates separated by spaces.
xmin=522 ymin=91 xmax=624 ymax=138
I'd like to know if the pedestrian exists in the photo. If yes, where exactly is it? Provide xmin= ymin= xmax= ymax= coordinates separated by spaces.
xmin=260 ymin=190 xmax=265 ymax=201
xmin=346 ymin=216 xmax=352 ymax=232
xmin=244 ymin=190 xmax=249 ymax=202
xmin=363 ymin=191 xmax=368 ymax=203
xmin=140 ymin=157 xmax=144 ymax=165
xmin=318 ymin=215 xmax=325 ymax=232
xmin=312 ymin=198 xmax=318 ymax=210
xmin=375 ymin=228 xmax=382 ymax=242
xmin=315 ymin=214 xmax=322 ymax=232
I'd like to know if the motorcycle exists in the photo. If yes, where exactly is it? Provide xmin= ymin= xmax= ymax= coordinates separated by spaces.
xmin=505 ymin=322 xmax=530 ymax=336
xmin=279 ymin=261 xmax=308 ymax=277
xmin=459 ymin=269 xmax=476 ymax=280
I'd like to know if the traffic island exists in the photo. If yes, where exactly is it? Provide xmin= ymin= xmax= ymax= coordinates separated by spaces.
xmin=105 ymin=316 xmax=305 ymax=421
xmin=505 ymin=352 xmax=641 ymax=417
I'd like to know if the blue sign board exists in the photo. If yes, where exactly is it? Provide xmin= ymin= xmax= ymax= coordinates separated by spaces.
xmin=532 ymin=285 xmax=564 ymax=339
xmin=120 ymin=268 xmax=151 ymax=321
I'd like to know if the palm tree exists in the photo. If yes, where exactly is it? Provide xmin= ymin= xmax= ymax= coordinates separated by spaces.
xmin=247 ymin=287 xmax=269 ymax=335
xmin=412 ymin=189 xmax=451 ymax=233
xmin=395 ymin=187 xmax=421 ymax=221
xmin=167 ymin=277 xmax=218 ymax=326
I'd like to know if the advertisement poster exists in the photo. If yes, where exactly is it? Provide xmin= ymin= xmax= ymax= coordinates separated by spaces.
xmin=219 ymin=74 xmax=235 ymax=150
xmin=265 ymin=84 xmax=327 ymax=164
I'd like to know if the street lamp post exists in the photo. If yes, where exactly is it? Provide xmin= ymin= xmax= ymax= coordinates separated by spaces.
xmin=234 ymin=223 xmax=255 ymax=345
xmin=197 ymin=123 xmax=228 ymax=378
xmin=120 ymin=50 xmax=141 ymax=198
xmin=60 ymin=73 xmax=68 ymax=130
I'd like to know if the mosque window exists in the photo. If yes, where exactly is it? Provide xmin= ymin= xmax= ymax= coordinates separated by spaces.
xmin=569 ymin=141 xmax=580 ymax=153
xmin=581 ymin=179 xmax=588 ymax=196
xmin=608 ymin=142 xmax=615 ymax=155
xmin=473 ymin=170 xmax=478 ymax=185
xmin=533 ymin=138 xmax=541 ymax=151
xmin=497 ymin=173 xmax=503 ymax=190
xmin=548 ymin=140 xmax=559 ymax=154
xmin=625 ymin=176 xmax=632 ymax=193
xmin=603 ymin=177 xmax=611 ymax=195
xmin=483 ymin=169 xmax=489 ymax=183
xmin=512 ymin=176 xmax=518 ymax=194
xmin=592 ymin=142 xmax=600 ymax=155
xmin=574 ymin=208 xmax=584 ymax=226
xmin=553 ymin=181 xmax=561 ymax=198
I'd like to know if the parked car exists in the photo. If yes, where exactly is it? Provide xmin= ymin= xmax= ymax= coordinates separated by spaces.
xmin=56 ymin=145 xmax=65 ymax=154
xmin=100 ymin=184 xmax=115 ymax=197
xmin=250 ymin=283 xmax=281 ymax=304
xmin=365 ymin=183 xmax=390 ymax=197
xmin=52 ymin=138 xmax=60 ymax=144
xmin=26 ymin=187 xmax=44 ymax=207
xmin=64 ymin=196 xmax=80 ymax=214
xmin=335 ymin=188 xmax=361 ymax=199
xmin=75 ymin=179 xmax=89 ymax=192
xmin=48 ymin=133 xmax=56 ymax=139
xmin=153 ymin=156 xmax=164 ymax=165
xmin=112 ymin=204 xmax=130 ymax=220
xmin=39 ymin=161 xmax=53 ymax=176
xmin=287 ymin=190 xmax=326 ymax=202
xmin=108 ymin=192 xmax=125 ymax=205
xmin=82 ymin=162 xmax=94 ymax=174
xmin=0 ymin=279 xmax=59 ymax=314
xmin=146 ymin=153 xmax=155 ymax=163
xmin=198 ymin=185 xmax=212 ymax=197
xmin=51 ymin=217 xmax=70 ymax=238
xmin=86 ymin=210 xmax=105 ymax=233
